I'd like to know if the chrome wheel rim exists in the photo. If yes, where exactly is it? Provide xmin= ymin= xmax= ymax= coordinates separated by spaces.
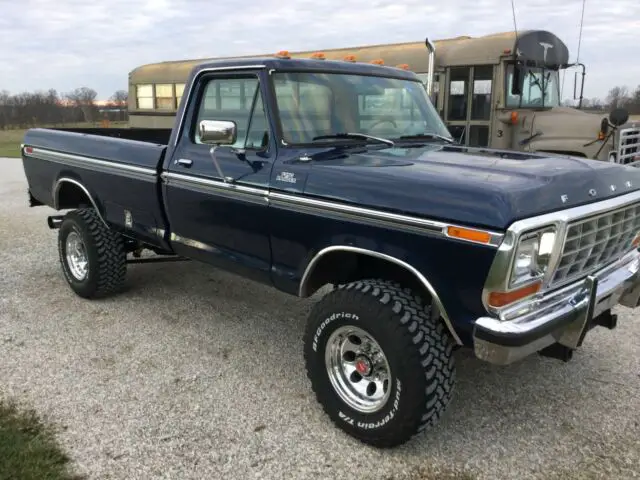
xmin=65 ymin=230 xmax=88 ymax=281
xmin=325 ymin=325 xmax=392 ymax=413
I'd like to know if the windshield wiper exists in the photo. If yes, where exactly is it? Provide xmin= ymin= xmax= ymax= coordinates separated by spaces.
xmin=396 ymin=132 xmax=455 ymax=144
xmin=312 ymin=132 xmax=395 ymax=147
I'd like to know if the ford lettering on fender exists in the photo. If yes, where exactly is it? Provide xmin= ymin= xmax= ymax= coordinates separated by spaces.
xmin=20 ymin=53 xmax=640 ymax=448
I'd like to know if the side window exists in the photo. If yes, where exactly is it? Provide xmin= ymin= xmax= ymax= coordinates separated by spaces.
xmin=136 ymin=84 xmax=154 ymax=109
xmin=447 ymin=67 xmax=469 ymax=121
xmin=193 ymin=76 xmax=269 ymax=149
xmin=155 ymin=84 xmax=174 ymax=110
xmin=471 ymin=66 xmax=492 ymax=120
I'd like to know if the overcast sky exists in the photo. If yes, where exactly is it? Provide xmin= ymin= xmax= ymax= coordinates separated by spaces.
xmin=1 ymin=0 xmax=638 ymax=102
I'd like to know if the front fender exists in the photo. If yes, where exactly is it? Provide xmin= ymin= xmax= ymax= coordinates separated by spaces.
xmin=293 ymin=229 xmax=500 ymax=346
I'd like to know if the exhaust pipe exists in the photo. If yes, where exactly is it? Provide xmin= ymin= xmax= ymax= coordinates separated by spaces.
xmin=424 ymin=37 xmax=436 ymax=98
xmin=47 ymin=215 xmax=63 ymax=229
xmin=538 ymin=343 xmax=574 ymax=362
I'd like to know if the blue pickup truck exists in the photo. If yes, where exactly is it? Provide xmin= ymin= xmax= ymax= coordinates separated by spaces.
xmin=20 ymin=54 xmax=640 ymax=448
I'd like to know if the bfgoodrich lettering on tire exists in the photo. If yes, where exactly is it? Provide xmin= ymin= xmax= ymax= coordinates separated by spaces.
xmin=58 ymin=208 xmax=127 ymax=299
xmin=303 ymin=278 xmax=456 ymax=448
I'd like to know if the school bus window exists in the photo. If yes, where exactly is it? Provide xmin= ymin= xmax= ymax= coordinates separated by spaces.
xmin=471 ymin=66 xmax=492 ymax=120
xmin=447 ymin=67 xmax=469 ymax=121
xmin=175 ymin=83 xmax=186 ymax=107
xmin=155 ymin=84 xmax=174 ymax=110
xmin=136 ymin=84 xmax=154 ymax=109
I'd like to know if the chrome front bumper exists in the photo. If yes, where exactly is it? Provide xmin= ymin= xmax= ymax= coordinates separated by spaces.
xmin=473 ymin=249 xmax=640 ymax=365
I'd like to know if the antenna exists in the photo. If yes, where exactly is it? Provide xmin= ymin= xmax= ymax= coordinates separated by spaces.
xmin=561 ymin=0 xmax=587 ymax=105
xmin=576 ymin=0 xmax=586 ymax=63
xmin=510 ymin=0 xmax=519 ymax=40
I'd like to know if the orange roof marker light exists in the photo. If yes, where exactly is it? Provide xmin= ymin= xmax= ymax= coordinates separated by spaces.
xmin=396 ymin=63 xmax=410 ymax=70
xmin=343 ymin=55 xmax=357 ymax=62
xmin=275 ymin=50 xmax=291 ymax=59
xmin=370 ymin=59 xmax=384 ymax=65
xmin=310 ymin=52 xmax=326 ymax=60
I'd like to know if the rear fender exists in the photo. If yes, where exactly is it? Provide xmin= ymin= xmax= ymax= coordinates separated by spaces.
xmin=53 ymin=176 xmax=108 ymax=228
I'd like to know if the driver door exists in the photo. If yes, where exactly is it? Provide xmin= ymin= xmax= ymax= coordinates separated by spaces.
xmin=163 ymin=69 xmax=275 ymax=284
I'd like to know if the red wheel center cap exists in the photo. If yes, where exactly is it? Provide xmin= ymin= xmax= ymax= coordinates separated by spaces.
xmin=355 ymin=356 xmax=372 ymax=375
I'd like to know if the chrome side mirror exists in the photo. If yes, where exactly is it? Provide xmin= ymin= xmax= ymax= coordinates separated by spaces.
xmin=199 ymin=120 xmax=237 ymax=145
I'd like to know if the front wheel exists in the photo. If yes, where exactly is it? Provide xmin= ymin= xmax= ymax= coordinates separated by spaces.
xmin=57 ymin=208 xmax=127 ymax=298
xmin=303 ymin=279 xmax=457 ymax=448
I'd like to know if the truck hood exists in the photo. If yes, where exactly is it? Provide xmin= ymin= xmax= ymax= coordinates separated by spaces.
xmin=302 ymin=143 xmax=640 ymax=231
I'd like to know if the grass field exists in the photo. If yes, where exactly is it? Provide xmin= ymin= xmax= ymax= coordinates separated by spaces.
xmin=0 ymin=129 xmax=26 ymax=158
xmin=0 ymin=399 xmax=80 ymax=480
xmin=0 ymin=122 xmax=128 ymax=158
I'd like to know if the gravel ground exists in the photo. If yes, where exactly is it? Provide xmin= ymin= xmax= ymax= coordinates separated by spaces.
xmin=1 ymin=157 xmax=639 ymax=480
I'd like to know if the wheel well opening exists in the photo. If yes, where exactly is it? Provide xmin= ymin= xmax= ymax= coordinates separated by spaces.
xmin=303 ymin=251 xmax=428 ymax=302
xmin=57 ymin=182 xmax=93 ymax=210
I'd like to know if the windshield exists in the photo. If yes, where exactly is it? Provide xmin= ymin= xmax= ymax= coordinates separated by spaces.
xmin=271 ymin=71 xmax=452 ymax=145
xmin=505 ymin=64 xmax=561 ymax=108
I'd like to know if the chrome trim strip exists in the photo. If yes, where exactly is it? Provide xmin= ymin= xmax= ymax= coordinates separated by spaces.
xmin=162 ymin=171 xmax=268 ymax=196
xmin=172 ymin=64 xmax=267 ymax=147
xmin=53 ymin=178 xmax=109 ymax=228
xmin=161 ymin=171 xmax=504 ymax=247
xmin=270 ymin=191 xmax=504 ymax=246
xmin=161 ymin=172 xmax=269 ymax=205
xmin=271 ymin=192 xmax=445 ymax=232
xmin=482 ymin=189 xmax=640 ymax=315
xmin=28 ymin=147 xmax=158 ymax=180
xmin=298 ymin=245 xmax=463 ymax=345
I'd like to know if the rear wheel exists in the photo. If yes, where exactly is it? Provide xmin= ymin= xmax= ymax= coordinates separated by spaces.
xmin=57 ymin=208 xmax=127 ymax=298
xmin=303 ymin=278 xmax=457 ymax=448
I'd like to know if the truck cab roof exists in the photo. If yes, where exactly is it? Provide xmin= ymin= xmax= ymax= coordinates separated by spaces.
xmin=185 ymin=55 xmax=420 ymax=80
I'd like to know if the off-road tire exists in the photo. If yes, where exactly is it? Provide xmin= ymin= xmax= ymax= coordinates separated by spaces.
xmin=57 ymin=208 xmax=127 ymax=299
xmin=303 ymin=278 xmax=457 ymax=448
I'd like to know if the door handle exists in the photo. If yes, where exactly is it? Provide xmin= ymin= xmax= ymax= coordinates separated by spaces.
xmin=175 ymin=158 xmax=193 ymax=167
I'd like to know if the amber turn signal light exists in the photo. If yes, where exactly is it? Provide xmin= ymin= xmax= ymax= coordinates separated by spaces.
xmin=446 ymin=226 xmax=492 ymax=244
xmin=487 ymin=282 xmax=542 ymax=308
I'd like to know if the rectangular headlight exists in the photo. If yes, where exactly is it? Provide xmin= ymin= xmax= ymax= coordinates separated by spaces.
xmin=509 ymin=226 xmax=557 ymax=288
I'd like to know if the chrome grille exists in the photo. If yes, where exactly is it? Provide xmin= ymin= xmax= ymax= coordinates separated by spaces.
xmin=617 ymin=127 xmax=640 ymax=165
xmin=551 ymin=202 xmax=640 ymax=287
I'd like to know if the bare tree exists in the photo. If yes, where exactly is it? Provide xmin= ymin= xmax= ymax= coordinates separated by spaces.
xmin=606 ymin=86 xmax=631 ymax=110
xmin=109 ymin=90 xmax=128 ymax=106
xmin=64 ymin=87 xmax=98 ymax=123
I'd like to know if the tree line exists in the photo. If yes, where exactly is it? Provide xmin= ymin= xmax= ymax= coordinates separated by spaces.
xmin=563 ymin=85 xmax=640 ymax=114
xmin=0 ymin=88 xmax=129 ymax=130
xmin=1 ymin=82 xmax=639 ymax=131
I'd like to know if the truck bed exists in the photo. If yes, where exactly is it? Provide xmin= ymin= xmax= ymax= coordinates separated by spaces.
xmin=54 ymin=126 xmax=173 ymax=145
xmin=21 ymin=127 xmax=171 ymax=250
